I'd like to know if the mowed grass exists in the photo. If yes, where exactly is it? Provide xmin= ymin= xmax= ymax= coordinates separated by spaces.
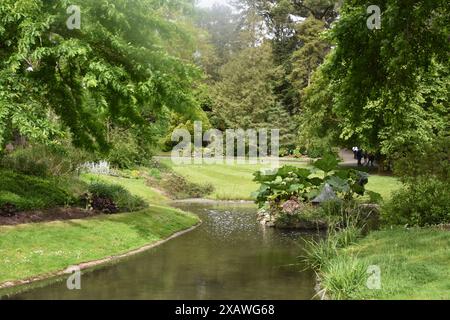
xmin=0 ymin=206 xmax=199 ymax=284
xmin=162 ymin=160 xmax=401 ymax=201
xmin=164 ymin=162 xmax=265 ymax=200
xmin=364 ymin=175 xmax=402 ymax=202
xmin=340 ymin=227 xmax=450 ymax=299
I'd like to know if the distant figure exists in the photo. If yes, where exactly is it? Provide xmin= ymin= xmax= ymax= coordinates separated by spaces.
xmin=356 ymin=149 xmax=363 ymax=166
xmin=363 ymin=151 xmax=368 ymax=165
xmin=352 ymin=146 xmax=358 ymax=159
xmin=368 ymin=153 xmax=375 ymax=167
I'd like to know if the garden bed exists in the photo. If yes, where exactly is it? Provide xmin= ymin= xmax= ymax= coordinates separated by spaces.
xmin=0 ymin=207 xmax=102 ymax=226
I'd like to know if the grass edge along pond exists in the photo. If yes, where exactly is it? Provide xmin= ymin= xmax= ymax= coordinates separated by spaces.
xmin=0 ymin=172 xmax=199 ymax=288
xmin=307 ymin=226 xmax=450 ymax=300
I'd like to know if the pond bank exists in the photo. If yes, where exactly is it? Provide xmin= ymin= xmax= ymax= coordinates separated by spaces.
xmin=309 ymin=226 xmax=450 ymax=299
xmin=8 ymin=202 xmax=316 ymax=299
xmin=0 ymin=206 xmax=200 ymax=293
xmin=0 ymin=221 xmax=201 ymax=291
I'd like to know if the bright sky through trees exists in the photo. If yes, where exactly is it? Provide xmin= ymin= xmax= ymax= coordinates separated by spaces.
xmin=197 ymin=0 xmax=231 ymax=8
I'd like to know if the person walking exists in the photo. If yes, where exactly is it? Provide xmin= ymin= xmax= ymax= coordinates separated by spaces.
xmin=368 ymin=153 xmax=375 ymax=167
xmin=356 ymin=148 xmax=363 ymax=166
xmin=352 ymin=146 xmax=358 ymax=159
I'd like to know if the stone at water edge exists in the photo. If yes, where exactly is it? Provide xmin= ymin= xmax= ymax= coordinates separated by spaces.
xmin=281 ymin=199 xmax=301 ymax=215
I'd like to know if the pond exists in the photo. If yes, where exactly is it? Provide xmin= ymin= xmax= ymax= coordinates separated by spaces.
xmin=8 ymin=203 xmax=316 ymax=299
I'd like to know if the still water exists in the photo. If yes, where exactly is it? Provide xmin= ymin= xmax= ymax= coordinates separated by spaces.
xmin=10 ymin=203 xmax=316 ymax=299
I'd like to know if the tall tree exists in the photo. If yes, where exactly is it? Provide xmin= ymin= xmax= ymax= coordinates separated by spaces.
xmin=195 ymin=4 xmax=240 ymax=81
xmin=301 ymin=0 xmax=449 ymax=157
xmin=234 ymin=0 xmax=339 ymax=115
xmin=0 ymin=0 xmax=202 ymax=151
xmin=289 ymin=15 xmax=330 ymax=111
xmin=209 ymin=42 xmax=296 ymax=148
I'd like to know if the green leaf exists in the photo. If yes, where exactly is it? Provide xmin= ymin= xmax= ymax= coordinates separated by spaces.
xmin=313 ymin=154 xmax=340 ymax=174
xmin=288 ymin=184 xmax=304 ymax=192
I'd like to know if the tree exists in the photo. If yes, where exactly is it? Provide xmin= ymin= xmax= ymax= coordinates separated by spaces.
xmin=0 ymin=0 xmax=202 ymax=151
xmin=234 ymin=0 xmax=340 ymax=115
xmin=210 ymin=42 xmax=296 ymax=147
xmin=301 ymin=0 xmax=449 ymax=157
xmin=194 ymin=4 xmax=241 ymax=81
xmin=289 ymin=15 xmax=330 ymax=111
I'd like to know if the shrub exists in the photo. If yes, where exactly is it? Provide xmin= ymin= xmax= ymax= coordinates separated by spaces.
xmin=0 ymin=170 xmax=75 ymax=210
xmin=158 ymin=172 xmax=214 ymax=199
xmin=84 ymin=181 xmax=147 ymax=213
xmin=106 ymin=129 xmax=154 ymax=169
xmin=1 ymin=144 xmax=88 ymax=177
xmin=383 ymin=177 xmax=450 ymax=226
xmin=320 ymin=255 xmax=368 ymax=300
xmin=147 ymin=168 xmax=162 ymax=180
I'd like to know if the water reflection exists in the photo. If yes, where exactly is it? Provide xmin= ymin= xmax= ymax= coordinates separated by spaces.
xmin=9 ymin=203 xmax=316 ymax=300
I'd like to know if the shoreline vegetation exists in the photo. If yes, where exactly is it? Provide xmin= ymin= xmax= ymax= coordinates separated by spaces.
xmin=1 ymin=160 xmax=448 ymax=300
xmin=310 ymin=226 xmax=450 ymax=300
xmin=0 ymin=166 xmax=202 ymax=294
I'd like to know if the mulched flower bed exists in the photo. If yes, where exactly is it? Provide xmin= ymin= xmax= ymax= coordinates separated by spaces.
xmin=0 ymin=207 xmax=102 ymax=226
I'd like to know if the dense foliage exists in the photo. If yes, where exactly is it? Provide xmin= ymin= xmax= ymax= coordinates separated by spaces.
xmin=0 ymin=169 xmax=79 ymax=212
xmin=252 ymin=155 xmax=377 ymax=208
xmin=1 ymin=143 xmax=88 ymax=176
xmin=0 ymin=0 xmax=202 ymax=152
xmin=301 ymin=0 xmax=449 ymax=157
xmin=84 ymin=181 xmax=147 ymax=213
xmin=383 ymin=178 xmax=450 ymax=227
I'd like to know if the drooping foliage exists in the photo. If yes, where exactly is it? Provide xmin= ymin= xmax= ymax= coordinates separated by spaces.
xmin=0 ymin=0 xmax=202 ymax=151
xmin=301 ymin=0 xmax=449 ymax=156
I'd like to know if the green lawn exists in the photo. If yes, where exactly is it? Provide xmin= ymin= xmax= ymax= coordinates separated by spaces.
xmin=162 ymin=160 xmax=401 ymax=201
xmin=364 ymin=175 xmax=402 ymax=202
xmin=163 ymin=162 xmax=266 ymax=200
xmin=0 ymin=206 xmax=199 ymax=284
xmin=339 ymin=227 xmax=450 ymax=299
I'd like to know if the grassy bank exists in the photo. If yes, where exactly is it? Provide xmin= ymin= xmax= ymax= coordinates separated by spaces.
xmin=0 ymin=206 xmax=199 ymax=284
xmin=314 ymin=227 xmax=450 ymax=299
xmin=0 ymin=170 xmax=199 ymax=287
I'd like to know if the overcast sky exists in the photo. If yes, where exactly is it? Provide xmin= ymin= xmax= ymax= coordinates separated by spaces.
xmin=197 ymin=0 xmax=232 ymax=8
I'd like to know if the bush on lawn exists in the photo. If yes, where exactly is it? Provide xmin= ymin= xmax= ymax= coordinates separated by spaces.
xmin=83 ymin=181 xmax=147 ymax=213
xmin=158 ymin=172 xmax=214 ymax=199
xmin=0 ymin=170 xmax=75 ymax=211
xmin=383 ymin=177 xmax=450 ymax=227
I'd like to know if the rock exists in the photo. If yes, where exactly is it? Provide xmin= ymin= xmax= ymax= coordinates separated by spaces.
xmin=282 ymin=199 xmax=301 ymax=215
xmin=311 ymin=184 xmax=337 ymax=205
